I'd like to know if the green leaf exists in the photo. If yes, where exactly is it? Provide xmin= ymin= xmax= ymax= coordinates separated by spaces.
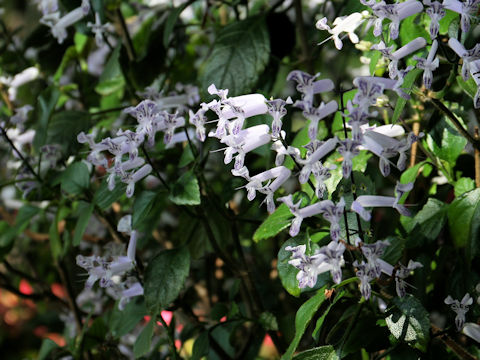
xmin=144 ymin=247 xmax=190 ymax=315
xmin=259 ymin=312 xmax=279 ymax=331
xmin=292 ymin=346 xmax=338 ymax=360
xmin=95 ymin=46 xmax=125 ymax=96
xmin=0 ymin=205 xmax=41 ymax=257
xmin=109 ymin=300 xmax=147 ymax=338
xmin=132 ymin=191 xmax=157 ymax=229
xmin=168 ymin=170 xmax=201 ymax=205
xmin=381 ymin=236 xmax=405 ymax=264
xmin=411 ymin=198 xmax=447 ymax=241
xmin=61 ymin=162 xmax=90 ymax=195
xmin=439 ymin=10 xmax=459 ymax=34
xmin=38 ymin=338 xmax=58 ymax=360
xmin=447 ymin=188 xmax=480 ymax=260
xmin=392 ymin=69 xmax=422 ymax=123
xmin=133 ymin=317 xmax=155 ymax=358
xmin=281 ymin=287 xmax=327 ymax=360
xmin=400 ymin=15 xmax=429 ymax=46
xmin=456 ymin=75 xmax=478 ymax=100
xmin=93 ymin=179 xmax=126 ymax=210
xmin=46 ymin=111 xmax=91 ymax=156
xmin=454 ymin=177 xmax=475 ymax=197
xmin=200 ymin=16 xmax=270 ymax=96
xmin=73 ymin=201 xmax=94 ymax=246
xmin=254 ymin=203 xmax=292 ymax=242
xmin=426 ymin=127 xmax=467 ymax=165
xmin=400 ymin=161 xmax=426 ymax=184
xmin=163 ymin=3 xmax=190 ymax=47
xmin=191 ymin=331 xmax=209 ymax=360
xmin=33 ymin=86 xmax=61 ymax=150
xmin=385 ymin=295 xmax=430 ymax=352
xmin=49 ymin=206 xmax=70 ymax=260
xmin=312 ymin=291 xmax=345 ymax=341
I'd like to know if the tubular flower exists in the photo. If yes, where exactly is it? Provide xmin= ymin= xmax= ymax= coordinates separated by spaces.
xmin=414 ymin=40 xmax=440 ymax=89
xmin=445 ymin=293 xmax=474 ymax=331
xmin=424 ymin=0 xmax=446 ymax=39
xmin=316 ymin=12 xmax=368 ymax=50
xmin=287 ymin=70 xmax=335 ymax=108
xmin=394 ymin=260 xmax=423 ymax=297
xmin=448 ymin=38 xmax=480 ymax=82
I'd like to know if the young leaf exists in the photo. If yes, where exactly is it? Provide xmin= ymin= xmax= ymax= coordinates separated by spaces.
xmin=200 ymin=16 xmax=270 ymax=96
xmin=144 ymin=247 xmax=190 ymax=315
xmin=168 ymin=170 xmax=201 ymax=205
xmin=281 ymin=287 xmax=327 ymax=360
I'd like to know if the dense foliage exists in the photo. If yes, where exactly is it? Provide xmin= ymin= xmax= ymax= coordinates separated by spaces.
xmin=0 ymin=0 xmax=480 ymax=359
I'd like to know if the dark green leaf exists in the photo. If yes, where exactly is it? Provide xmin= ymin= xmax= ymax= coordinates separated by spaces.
xmin=73 ymin=201 xmax=94 ymax=246
xmin=281 ymin=287 xmax=327 ymax=360
xmin=144 ymin=247 xmax=190 ymax=314
xmin=292 ymin=346 xmax=338 ymax=360
xmin=426 ymin=126 xmax=467 ymax=165
xmin=61 ymin=162 xmax=90 ymax=195
xmin=169 ymin=170 xmax=201 ymax=205
xmin=381 ymin=236 xmax=405 ymax=265
xmin=93 ymin=179 xmax=126 ymax=210
xmin=109 ymin=300 xmax=147 ymax=338
xmin=47 ymin=111 xmax=91 ymax=156
xmin=95 ymin=46 xmax=125 ymax=96
xmin=254 ymin=203 xmax=292 ymax=242
xmin=163 ymin=3 xmax=190 ymax=47
xmin=385 ymin=295 xmax=430 ymax=352
xmin=392 ymin=69 xmax=422 ymax=123
xmin=132 ymin=191 xmax=157 ymax=229
xmin=447 ymin=188 xmax=480 ymax=260
xmin=191 ymin=331 xmax=209 ymax=360
xmin=0 ymin=205 xmax=41 ymax=254
xmin=38 ymin=339 xmax=58 ymax=360
xmin=312 ymin=291 xmax=345 ymax=341
xmin=133 ymin=317 xmax=155 ymax=358
xmin=200 ymin=16 xmax=270 ymax=96
xmin=33 ymin=86 xmax=61 ymax=150
xmin=412 ymin=198 xmax=447 ymax=241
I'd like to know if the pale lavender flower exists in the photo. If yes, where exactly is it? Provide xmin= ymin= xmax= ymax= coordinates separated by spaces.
xmin=215 ymin=125 xmax=271 ymax=170
xmin=266 ymin=98 xmax=292 ymax=137
xmin=445 ymin=293 xmax=474 ymax=330
xmin=76 ymin=253 xmax=134 ymax=289
xmin=351 ymin=181 xmax=413 ymax=221
xmin=233 ymin=166 xmax=291 ymax=213
xmin=370 ymin=0 xmax=424 ymax=39
xmin=373 ymin=38 xmax=427 ymax=79
xmin=310 ymin=162 xmax=336 ymax=198
xmin=10 ymin=105 xmax=33 ymax=131
xmin=318 ymin=241 xmax=346 ymax=284
xmin=189 ymin=104 xmax=208 ymax=142
xmin=40 ymin=2 xmax=89 ymax=44
xmin=125 ymin=100 xmax=161 ymax=147
xmin=319 ymin=198 xmax=345 ymax=242
xmin=118 ymin=281 xmax=144 ymax=310
xmin=469 ymin=60 xmax=480 ymax=108
xmin=278 ymin=195 xmax=325 ymax=237
xmin=444 ymin=0 xmax=480 ymax=32
xmin=285 ymin=245 xmax=329 ymax=288
xmin=158 ymin=111 xmax=185 ymax=145
xmin=414 ymin=40 xmax=440 ymax=89
xmin=353 ymin=260 xmax=373 ymax=300
xmin=297 ymin=138 xmax=337 ymax=184
xmin=287 ymin=71 xmax=334 ymax=108
xmin=87 ymin=12 xmax=109 ymax=47
xmin=448 ymin=38 xmax=480 ymax=81
xmin=463 ymin=322 xmax=480 ymax=342
xmin=361 ymin=240 xmax=391 ymax=278
xmin=0 ymin=67 xmax=40 ymax=101
xmin=337 ymin=138 xmax=361 ymax=178
xmin=122 ymin=164 xmax=152 ymax=198
xmin=424 ymin=0 xmax=446 ymax=39
xmin=37 ymin=0 xmax=58 ymax=15
xmin=395 ymin=260 xmax=423 ymax=297
xmin=301 ymin=100 xmax=338 ymax=141
xmin=271 ymin=138 xmax=301 ymax=166
xmin=352 ymin=77 xmax=385 ymax=109
xmin=316 ymin=12 xmax=367 ymax=50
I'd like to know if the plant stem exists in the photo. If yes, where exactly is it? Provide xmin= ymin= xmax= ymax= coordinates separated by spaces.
xmin=158 ymin=313 xmax=179 ymax=360
xmin=0 ymin=126 xmax=42 ymax=183
xmin=116 ymin=8 xmax=136 ymax=62
xmin=475 ymin=127 xmax=480 ymax=188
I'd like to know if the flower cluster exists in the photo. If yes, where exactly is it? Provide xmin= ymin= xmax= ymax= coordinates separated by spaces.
xmin=78 ymin=85 xmax=199 ymax=198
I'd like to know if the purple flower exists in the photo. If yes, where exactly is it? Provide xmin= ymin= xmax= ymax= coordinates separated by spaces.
xmin=445 ymin=293 xmax=474 ymax=331
xmin=424 ymin=0 xmax=446 ymax=39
